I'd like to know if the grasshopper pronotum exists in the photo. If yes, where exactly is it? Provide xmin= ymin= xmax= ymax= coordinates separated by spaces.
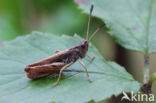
xmin=24 ymin=4 xmax=104 ymax=87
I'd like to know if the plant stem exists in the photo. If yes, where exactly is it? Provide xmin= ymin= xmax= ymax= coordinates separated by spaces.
xmin=141 ymin=55 xmax=151 ymax=94
xmin=144 ymin=55 xmax=150 ymax=84
xmin=141 ymin=0 xmax=154 ymax=95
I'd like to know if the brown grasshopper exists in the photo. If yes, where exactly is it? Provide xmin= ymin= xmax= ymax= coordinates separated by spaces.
xmin=24 ymin=4 xmax=104 ymax=87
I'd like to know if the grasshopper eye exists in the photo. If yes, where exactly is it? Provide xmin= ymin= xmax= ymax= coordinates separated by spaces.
xmin=81 ymin=45 xmax=85 ymax=48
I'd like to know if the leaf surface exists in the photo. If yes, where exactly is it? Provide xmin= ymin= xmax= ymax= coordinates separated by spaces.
xmin=77 ymin=0 xmax=156 ymax=54
xmin=0 ymin=32 xmax=140 ymax=103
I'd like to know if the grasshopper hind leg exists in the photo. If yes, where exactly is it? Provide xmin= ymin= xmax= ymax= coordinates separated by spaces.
xmin=52 ymin=62 xmax=73 ymax=87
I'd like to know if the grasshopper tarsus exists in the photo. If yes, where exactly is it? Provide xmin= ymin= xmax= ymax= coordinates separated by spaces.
xmin=87 ymin=54 xmax=95 ymax=61
xmin=51 ymin=83 xmax=58 ymax=88
xmin=55 ymin=50 xmax=60 ymax=54
xmin=89 ymin=79 xmax=92 ymax=83
xmin=24 ymin=4 xmax=104 ymax=87
xmin=91 ymin=57 xmax=95 ymax=61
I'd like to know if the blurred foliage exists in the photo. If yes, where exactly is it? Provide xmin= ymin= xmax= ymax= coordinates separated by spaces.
xmin=0 ymin=13 xmax=19 ymax=41
xmin=0 ymin=0 xmax=112 ymax=60
xmin=39 ymin=2 xmax=87 ymax=35
xmin=0 ymin=0 xmax=89 ymax=41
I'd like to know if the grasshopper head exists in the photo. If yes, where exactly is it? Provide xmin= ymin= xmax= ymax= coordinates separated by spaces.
xmin=77 ymin=40 xmax=88 ymax=58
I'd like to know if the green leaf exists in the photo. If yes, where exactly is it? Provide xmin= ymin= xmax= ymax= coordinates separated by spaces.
xmin=0 ymin=32 xmax=140 ymax=103
xmin=77 ymin=0 xmax=156 ymax=54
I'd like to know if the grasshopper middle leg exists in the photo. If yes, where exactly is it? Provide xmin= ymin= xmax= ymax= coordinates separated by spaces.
xmin=78 ymin=59 xmax=92 ymax=83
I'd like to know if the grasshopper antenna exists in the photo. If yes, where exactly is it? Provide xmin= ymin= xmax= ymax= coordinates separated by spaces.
xmin=86 ymin=4 xmax=94 ymax=41
xmin=88 ymin=24 xmax=105 ymax=42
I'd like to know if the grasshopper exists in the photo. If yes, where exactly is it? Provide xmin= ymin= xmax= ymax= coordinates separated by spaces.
xmin=24 ymin=4 xmax=104 ymax=87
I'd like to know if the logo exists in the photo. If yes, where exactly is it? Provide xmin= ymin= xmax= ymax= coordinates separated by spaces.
xmin=121 ymin=91 xmax=155 ymax=102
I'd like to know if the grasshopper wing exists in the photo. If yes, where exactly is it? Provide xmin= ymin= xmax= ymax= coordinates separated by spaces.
xmin=25 ymin=62 xmax=65 ymax=79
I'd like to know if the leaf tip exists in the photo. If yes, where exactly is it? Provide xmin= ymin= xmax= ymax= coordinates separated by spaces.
xmin=32 ymin=31 xmax=43 ymax=36
xmin=74 ymin=0 xmax=89 ymax=5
